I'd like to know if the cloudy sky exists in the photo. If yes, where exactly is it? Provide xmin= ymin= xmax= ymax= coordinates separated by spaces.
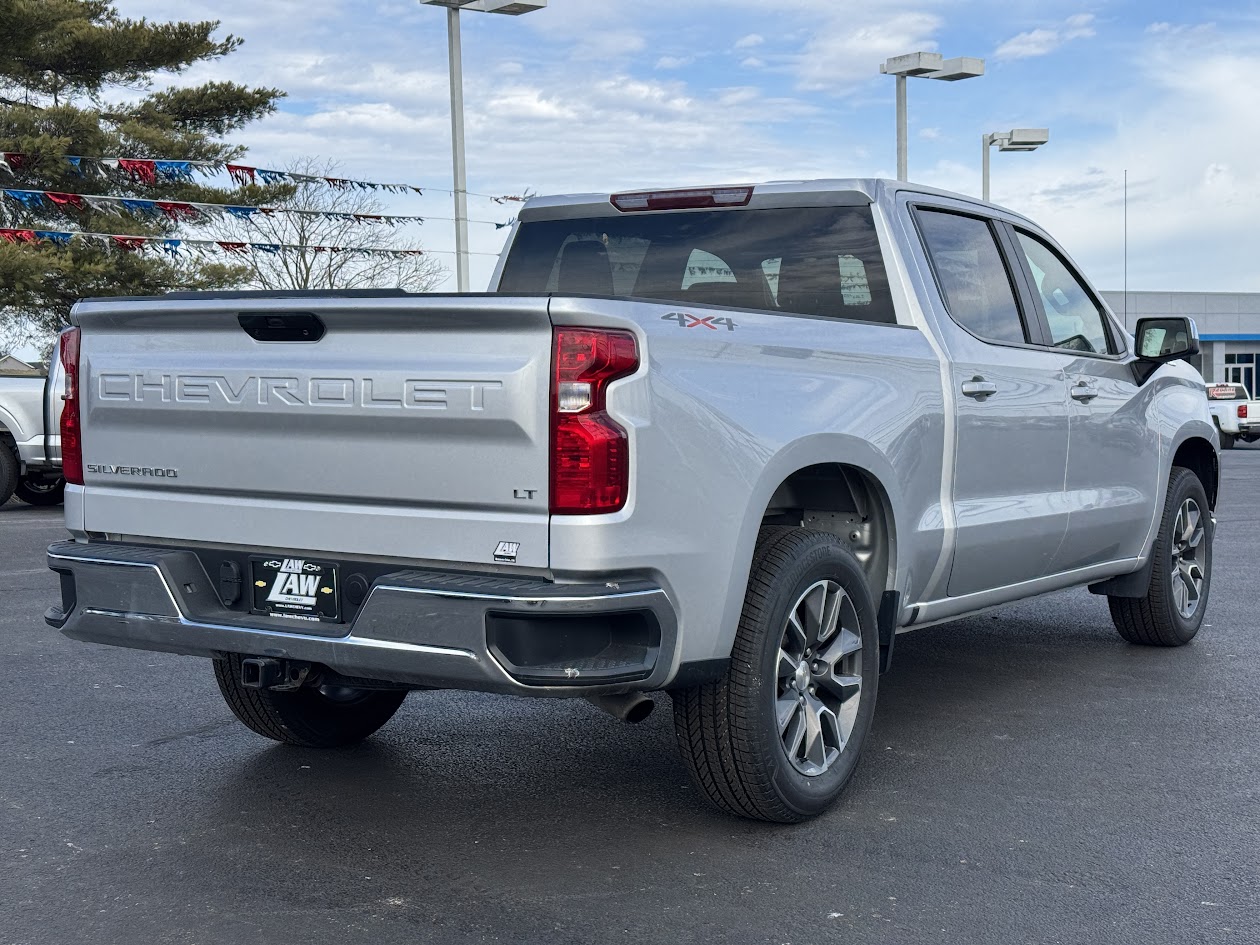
xmin=112 ymin=0 xmax=1259 ymax=293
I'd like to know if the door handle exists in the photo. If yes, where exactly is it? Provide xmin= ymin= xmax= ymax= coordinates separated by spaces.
xmin=961 ymin=377 xmax=998 ymax=400
xmin=1070 ymin=383 xmax=1099 ymax=402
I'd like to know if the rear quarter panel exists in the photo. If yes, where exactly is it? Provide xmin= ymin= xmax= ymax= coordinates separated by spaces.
xmin=547 ymin=296 xmax=946 ymax=669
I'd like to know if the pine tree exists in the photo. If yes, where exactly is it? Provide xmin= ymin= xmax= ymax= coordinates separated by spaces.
xmin=0 ymin=0 xmax=286 ymax=346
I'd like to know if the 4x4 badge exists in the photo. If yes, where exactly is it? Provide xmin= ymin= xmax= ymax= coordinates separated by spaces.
xmin=494 ymin=541 xmax=520 ymax=563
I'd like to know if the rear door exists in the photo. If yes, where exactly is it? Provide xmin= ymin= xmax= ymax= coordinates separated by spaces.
xmin=912 ymin=206 xmax=1072 ymax=598
xmin=75 ymin=295 xmax=554 ymax=570
xmin=1005 ymin=226 xmax=1161 ymax=571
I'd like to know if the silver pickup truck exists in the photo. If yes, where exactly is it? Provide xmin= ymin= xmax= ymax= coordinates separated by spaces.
xmin=46 ymin=179 xmax=1217 ymax=822
xmin=0 ymin=360 xmax=65 ymax=506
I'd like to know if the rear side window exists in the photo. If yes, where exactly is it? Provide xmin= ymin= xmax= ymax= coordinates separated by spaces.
xmin=498 ymin=206 xmax=897 ymax=324
xmin=915 ymin=209 xmax=1027 ymax=345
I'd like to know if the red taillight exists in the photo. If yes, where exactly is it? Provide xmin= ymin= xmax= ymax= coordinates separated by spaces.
xmin=1239 ymin=404 xmax=1248 ymax=419
xmin=59 ymin=327 xmax=83 ymax=485
xmin=550 ymin=328 xmax=638 ymax=514
xmin=610 ymin=186 xmax=753 ymax=212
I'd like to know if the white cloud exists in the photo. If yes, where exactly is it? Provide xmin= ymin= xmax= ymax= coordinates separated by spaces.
xmin=925 ymin=23 xmax=1260 ymax=291
xmin=919 ymin=127 xmax=941 ymax=140
xmin=795 ymin=9 xmax=943 ymax=92
xmin=995 ymin=13 xmax=1096 ymax=60
xmin=655 ymin=55 xmax=694 ymax=69
xmin=734 ymin=33 xmax=764 ymax=49
xmin=741 ymin=56 xmax=766 ymax=69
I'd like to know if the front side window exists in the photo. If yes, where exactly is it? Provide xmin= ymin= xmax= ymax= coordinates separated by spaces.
xmin=1015 ymin=231 xmax=1115 ymax=355
xmin=915 ymin=209 xmax=1027 ymax=345
xmin=498 ymin=206 xmax=898 ymax=324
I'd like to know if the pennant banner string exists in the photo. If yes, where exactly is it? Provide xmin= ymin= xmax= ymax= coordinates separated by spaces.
xmin=0 ymin=152 xmax=529 ymax=203
xmin=0 ymin=227 xmax=502 ymax=257
xmin=0 ymin=187 xmax=513 ymax=228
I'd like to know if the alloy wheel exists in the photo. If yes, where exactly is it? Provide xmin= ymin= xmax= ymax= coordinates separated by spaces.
xmin=775 ymin=579 xmax=863 ymax=777
xmin=1170 ymin=497 xmax=1206 ymax=619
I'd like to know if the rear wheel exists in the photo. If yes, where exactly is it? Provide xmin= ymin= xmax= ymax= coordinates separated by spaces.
xmin=1220 ymin=431 xmax=1236 ymax=450
xmin=672 ymin=526 xmax=879 ymax=823
xmin=1108 ymin=467 xmax=1212 ymax=646
xmin=213 ymin=654 xmax=407 ymax=748
xmin=15 ymin=474 xmax=65 ymax=506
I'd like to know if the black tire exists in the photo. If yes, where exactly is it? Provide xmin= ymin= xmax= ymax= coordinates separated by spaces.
xmin=1220 ymin=431 xmax=1235 ymax=450
xmin=0 ymin=439 xmax=18 ymax=506
xmin=15 ymin=475 xmax=65 ymax=506
xmin=672 ymin=526 xmax=879 ymax=823
xmin=1108 ymin=467 xmax=1212 ymax=646
xmin=213 ymin=653 xmax=407 ymax=748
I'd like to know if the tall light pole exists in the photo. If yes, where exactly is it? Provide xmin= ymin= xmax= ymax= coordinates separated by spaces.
xmin=420 ymin=0 xmax=547 ymax=291
xmin=982 ymin=128 xmax=1050 ymax=201
xmin=880 ymin=52 xmax=985 ymax=181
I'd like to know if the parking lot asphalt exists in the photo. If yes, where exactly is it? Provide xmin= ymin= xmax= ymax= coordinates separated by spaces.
xmin=3 ymin=455 xmax=1258 ymax=945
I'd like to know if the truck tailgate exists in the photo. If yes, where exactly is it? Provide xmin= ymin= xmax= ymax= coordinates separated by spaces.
xmin=73 ymin=295 xmax=552 ymax=569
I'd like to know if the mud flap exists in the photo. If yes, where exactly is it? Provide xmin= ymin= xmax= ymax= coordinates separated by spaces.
xmin=877 ymin=590 xmax=900 ymax=674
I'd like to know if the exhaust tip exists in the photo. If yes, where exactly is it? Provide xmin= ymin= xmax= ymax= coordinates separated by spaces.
xmin=586 ymin=692 xmax=655 ymax=725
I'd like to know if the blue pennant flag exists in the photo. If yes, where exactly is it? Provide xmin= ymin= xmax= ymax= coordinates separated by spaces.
xmin=154 ymin=161 xmax=194 ymax=182
xmin=34 ymin=230 xmax=72 ymax=245
xmin=66 ymin=157 xmax=83 ymax=175
xmin=251 ymin=243 xmax=280 ymax=254
xmin=121 ymin=198 xmax=159 ymax=216
xmin=257 ymin=169 xmax=288 ymax=184
xmin=225 ymin=206 xmax=258 ymax=219
xmin=5 ymin=189 xmax=45 ymax=209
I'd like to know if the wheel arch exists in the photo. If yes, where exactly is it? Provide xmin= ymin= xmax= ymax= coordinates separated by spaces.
xmin=720 ymin=436 xmax=905 ymax=657
xmin=1172 ymin=434 xmax=1219 ymax=509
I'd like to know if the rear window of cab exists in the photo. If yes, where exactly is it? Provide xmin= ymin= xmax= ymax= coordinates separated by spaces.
xmin=498 ymin=206 xmax=898 ymax=325
xmin=1206 ymin=384 xmax=1249 ymax=401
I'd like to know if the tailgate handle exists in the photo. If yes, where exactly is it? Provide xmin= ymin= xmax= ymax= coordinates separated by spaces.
xmin=238 ymin=312 xmax=325 ymax=342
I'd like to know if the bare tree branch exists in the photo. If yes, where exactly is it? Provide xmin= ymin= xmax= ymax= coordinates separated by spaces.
xmin=208 ymin=157 xmax=447 ymax=292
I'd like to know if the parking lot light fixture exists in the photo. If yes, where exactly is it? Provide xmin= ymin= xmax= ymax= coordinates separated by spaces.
xmin=881 ymin=52 xmax=985 ymax=181
xmin=419 ymin=0 xmax=547 ymax=291
xmin=982 ymin=128 xmax=1050 ymax=201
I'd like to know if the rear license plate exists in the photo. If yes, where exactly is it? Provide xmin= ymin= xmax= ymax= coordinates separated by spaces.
xmin=252 ymin=556 xmax=341 ymax=623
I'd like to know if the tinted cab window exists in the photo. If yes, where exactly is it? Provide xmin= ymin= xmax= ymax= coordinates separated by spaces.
xmin=499 ymin=206 xmax=898 ymax=324
xmin=915 ymin=209 xmax=1028 ymax=345
xmin=1014 ymin=231 xmax=1115 ymax=355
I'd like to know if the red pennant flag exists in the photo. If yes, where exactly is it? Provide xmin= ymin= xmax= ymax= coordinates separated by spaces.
xmin=118 ymin=159 xmax=157 ymax=184
xmin=156 ymin=201 xmax=198 ymax=221
xmin=216 ymin=241 xmax=248 ymax=254
xmin=226 ymin=165 xmax=256 ymax=185
xmin=4 ymin=153 xmax=27 ymax=170
xmin=112 ymin=235 xmax=147 ymax=251
xmin=324 ymin=177 xmax=352 ymax=189
xmin=0 ymin=228 xmax=37 ymax=243
xmin=353 ymin=214 xmax=383 ymax=224
xmin=45 ymin=192 xmax=85 ymax=211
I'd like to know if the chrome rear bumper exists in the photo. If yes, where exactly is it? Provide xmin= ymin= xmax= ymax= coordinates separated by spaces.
xmin=47 ymin=540 xmax=678 ymax=696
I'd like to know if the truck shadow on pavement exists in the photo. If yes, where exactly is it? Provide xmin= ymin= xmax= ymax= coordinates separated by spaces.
xmin=188 ymin=592 xmax=1198 ymax=853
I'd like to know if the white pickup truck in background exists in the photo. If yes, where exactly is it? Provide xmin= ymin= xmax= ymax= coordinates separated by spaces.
xmin=1205 ymin=382 xmax=1259 ymax=449
xmin=0 ymin=357 xmax=66 ymax=506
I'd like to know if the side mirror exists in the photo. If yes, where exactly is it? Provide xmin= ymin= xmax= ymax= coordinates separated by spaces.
xmin=1131 ymin=316 xmax=1200 ymax=385
xmin=1134 ymin=316 xmax=1200 ymax=363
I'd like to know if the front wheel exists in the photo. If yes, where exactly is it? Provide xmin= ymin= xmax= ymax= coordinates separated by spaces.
xmin=213 ymin=654 xmax=407 ymax=748
xmin=672 ymin=526 xmax=879 ymax=823
xmin=1108 ymin=467 xmax=1212 ymax=646
xmin=15 ymin=475 xmax=65 ymax=506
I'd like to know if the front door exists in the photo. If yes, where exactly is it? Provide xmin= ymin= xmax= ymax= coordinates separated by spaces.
xmin=1008 ymin=227 xmax=1161 ymax=571
xmin=913 ymin=207 xmax=1072 ymax=598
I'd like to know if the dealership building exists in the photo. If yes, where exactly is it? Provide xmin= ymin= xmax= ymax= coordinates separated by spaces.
xmin=1101 ymin=291 xmax=1260 ymax=396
